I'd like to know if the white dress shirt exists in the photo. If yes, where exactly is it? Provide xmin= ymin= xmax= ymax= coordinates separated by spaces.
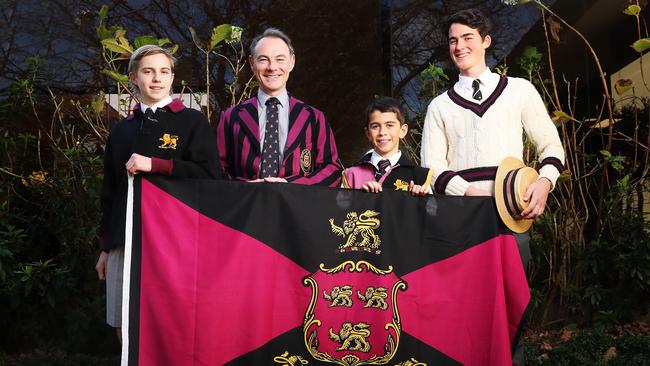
xmin=454 ymin=68 xmax=500 ymax=103
xmin=370 ymin=150 xmax=402 ymax=170
xmin=140 ymin=96 xmax=173 ymax=113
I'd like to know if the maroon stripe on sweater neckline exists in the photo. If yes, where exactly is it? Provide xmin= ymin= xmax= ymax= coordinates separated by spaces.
xmin=447 ymin=76 xmax=508 ymax=117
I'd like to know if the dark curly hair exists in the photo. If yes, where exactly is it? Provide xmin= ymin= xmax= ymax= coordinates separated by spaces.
xmin=445 ymin=9 xmax=492 ymax=39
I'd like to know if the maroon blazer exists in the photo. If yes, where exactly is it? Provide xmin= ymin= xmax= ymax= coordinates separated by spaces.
xmin=216 ymin=95 xmax=342 ymax=186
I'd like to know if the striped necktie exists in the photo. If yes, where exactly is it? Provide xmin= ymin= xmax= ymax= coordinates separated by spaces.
xmin=472 ymin=79 xmax=483 ymax=101
xmin=375 ymin=159 xmax=391 ymax=181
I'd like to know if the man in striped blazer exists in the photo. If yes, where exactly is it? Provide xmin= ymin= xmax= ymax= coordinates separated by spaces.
xmin=216 ymin=28 xmax=342 ymax=186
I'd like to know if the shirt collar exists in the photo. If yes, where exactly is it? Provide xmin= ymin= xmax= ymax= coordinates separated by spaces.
xmin=458 ymin=68 xmax=495 ymax=90
xmin=140 ymin=96 xmax=173 ymax=113
xmin=257 ymin=89 xmax=289 ymax=109
xmin=370 ymin=150 xmax=401 ymax=168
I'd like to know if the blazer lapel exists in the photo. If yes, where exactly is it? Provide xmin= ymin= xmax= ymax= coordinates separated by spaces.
xmin=238 ymin=97 xmax=261 ymax=152
xmin=284 ymin=96 xmax=309 ymax=157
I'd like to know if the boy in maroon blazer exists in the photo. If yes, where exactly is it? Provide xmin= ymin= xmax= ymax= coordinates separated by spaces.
xmin=216 ymin=28 xmax=342 ymax=186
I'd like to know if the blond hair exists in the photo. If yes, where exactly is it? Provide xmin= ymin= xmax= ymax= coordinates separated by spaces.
xmin=128 ymin=45 xmax=177 ymax=95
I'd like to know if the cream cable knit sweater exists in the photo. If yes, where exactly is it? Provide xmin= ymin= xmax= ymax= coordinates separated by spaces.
xmin=421 ymin=75 xmax=565 ymax=196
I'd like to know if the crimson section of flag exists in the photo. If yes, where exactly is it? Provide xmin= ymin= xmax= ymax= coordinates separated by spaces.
xmin=124 ymin=177 xmax=530 ymax=366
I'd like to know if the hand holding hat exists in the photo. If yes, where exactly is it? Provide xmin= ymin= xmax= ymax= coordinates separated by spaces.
xmin=520 ymin=177 xmax=551 ymax=219
xmin=495 ymin=157 xmax=549 ymax=233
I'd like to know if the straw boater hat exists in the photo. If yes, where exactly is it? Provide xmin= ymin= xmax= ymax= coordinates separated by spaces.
xmin=494 ymin=157 xmax=539 ymax=233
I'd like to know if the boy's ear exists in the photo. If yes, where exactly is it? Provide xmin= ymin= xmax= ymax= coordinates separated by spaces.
xmin=483 ymin=34 xmax=492 ymax=49
xmin=399 ymin=123 xmax=408 ymax=139
xmin=129 ymin=72 xmax=138 ymax=85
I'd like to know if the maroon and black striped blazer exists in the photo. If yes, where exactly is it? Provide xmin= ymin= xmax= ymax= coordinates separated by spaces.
xmin=216 ymin=95 xmax=342 ymax=186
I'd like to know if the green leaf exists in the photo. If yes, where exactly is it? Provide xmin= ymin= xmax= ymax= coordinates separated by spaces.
xmin=91 ymin=92 xmax=105 ymax=114
xmin=98 ymin=4 xmax=108 ymax=19
xmin=169 ymin=44 xmax=179 ymax=54
xmin=157 ymin=38 xmax=172 ymax=47
xmin=134 ymin=35 xmax=158 ymax=49
xmin=623 ymin=4 xmax=641 ymax=16
xmin=96 ymin=27 xmax=113 ymax=41
xmin=227 ymin=26 xmax=243 ymax=44
xmin=420 ymin=63 xmax=449 ymax=82
xmin=117 ymin=36 xmax=131 ymax=49
xmin=210 ymin=24 xmax=235 ymax=51
xmin=102 ymin=69 xmax=129 ymax=83
xmin=551 ymin=110 xmax=572 ymax=125
xmin=631 ymin=38 xmax=650 ymax=53
xmin=617 ymin=175 xmax=630 ymax=192
xmin=188 ymin=26 xmax=204 ymax=51
xmin=101 ymin=38 xmax=133 ymax=55
xmin=557 ymin=171 xmax=572 ymax=182
xmin=115 ymin=28 xmax=126 ymax=39
xmin=600 ymin=150 xmax=612 ymax=159
xmin=522 ymin=46 xmax=542 ymax=62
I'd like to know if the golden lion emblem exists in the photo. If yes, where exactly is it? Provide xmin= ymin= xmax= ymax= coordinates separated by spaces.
xmin=323 ymin=285 xmax=353 ymax=307
xmin=158 ymin=133 xmax=178 ymax=149
xmin=273 ymin=351 xmax=309 ymax=365
xmin=329 ymin=210 xmax=381 ymax=254
xmin=393 ymin=179 xmax=409 ymax=191
xmin=358 ymin=286 xmax=388 ymax=310
xmin=329 ymin=322 xmax=372 ymax=352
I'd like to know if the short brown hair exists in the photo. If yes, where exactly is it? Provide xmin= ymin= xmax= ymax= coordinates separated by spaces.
xmin=365 ymin=96 xmax=406 ymax=128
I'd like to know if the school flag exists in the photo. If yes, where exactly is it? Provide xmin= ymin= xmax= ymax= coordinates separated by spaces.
xmin=120 ymin=176 xmax=530 ymax=366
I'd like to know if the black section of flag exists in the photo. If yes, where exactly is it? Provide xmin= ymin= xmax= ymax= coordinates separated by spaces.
xmin=225 ymin=327 xmax=462 ymax=365
xmin=144 ymin=176 xmax=508 ymax=275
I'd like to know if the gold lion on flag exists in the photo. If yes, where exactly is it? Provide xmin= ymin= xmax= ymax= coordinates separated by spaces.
xmin=329 ymin=210 xmax=381 ymax=254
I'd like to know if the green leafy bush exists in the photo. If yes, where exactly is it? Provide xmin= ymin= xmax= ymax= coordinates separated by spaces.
xmin=526 ymin=328 xmax=650 ymax=366
xmin=0 ymin=64 xmax=115 ymax=354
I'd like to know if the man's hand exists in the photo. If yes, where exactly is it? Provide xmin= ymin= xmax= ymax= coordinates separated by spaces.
xmin=520 ymin=177 xmax=552 ymax=219
xmin=263 ymin=177 xmax=287 ymax=183
xmin=249 ymin=177 xmax=288 ymax=183
xmin=362 ymin=181 xmax=382 ymax=193
xmin=408 ymin=180 xmax=430 ymax=196
xmin=96 ymin=251 xmax=109 ymax=280
xmin=125 ymin=153 xmax=152 ymax=175
xmin=464 ymin=185 xmax=492 ymax=196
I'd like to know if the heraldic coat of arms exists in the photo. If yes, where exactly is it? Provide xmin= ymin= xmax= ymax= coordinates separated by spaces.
xmin=303 ymin=261 xmax=407 ymax=366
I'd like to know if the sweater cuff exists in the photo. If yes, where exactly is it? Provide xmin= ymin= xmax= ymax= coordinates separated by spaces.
xmin=539 ymin=165 xmax=561 ymax=191
xmin=538 ymin=157 xmax=564 ymax=190
xmin=151 ymin=157 xmax=173 ymax=176
xmin=445 ymin=175 xmax=472 ymax=196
